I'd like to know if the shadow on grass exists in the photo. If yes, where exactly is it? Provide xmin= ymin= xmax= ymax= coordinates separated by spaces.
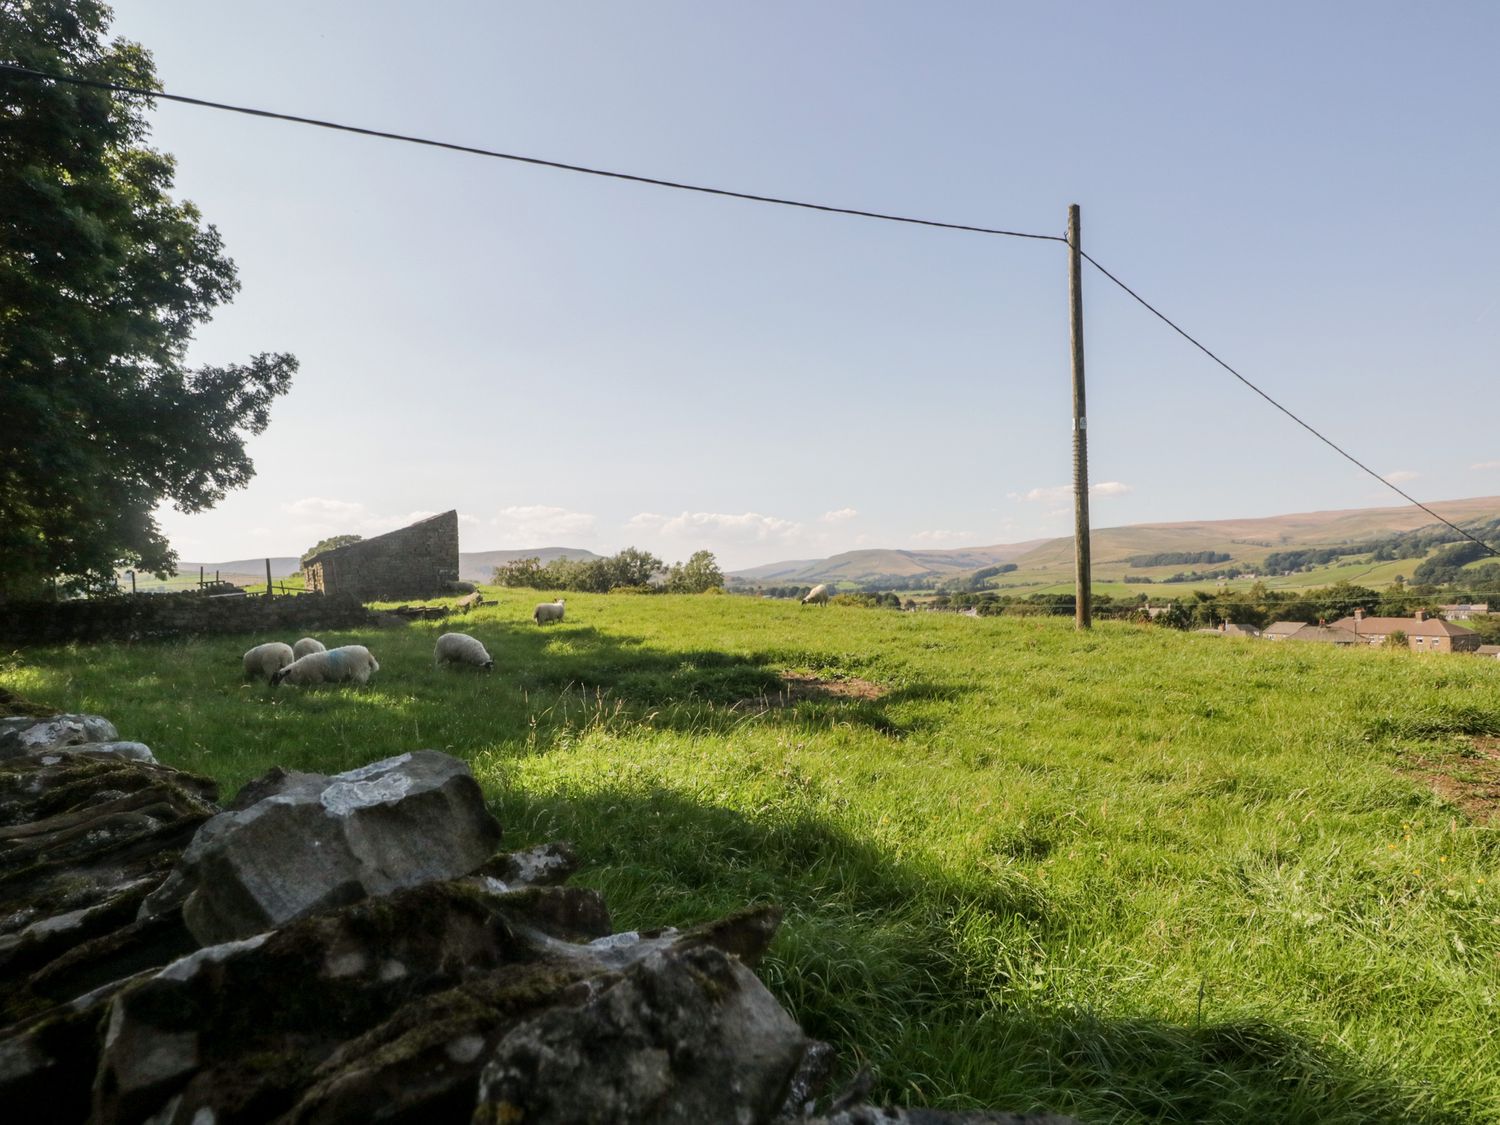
xmin=486 ymin=623 xmax=964 ymax=740
xmin=497 ymin=783 xmax=1471 ymax=1125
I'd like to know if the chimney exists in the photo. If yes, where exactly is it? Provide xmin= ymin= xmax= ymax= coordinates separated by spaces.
xmin=1353 ymin=607 xmax=1364 ymax=621
xmin=1414 ymin=609 xmax=1427 ymax=622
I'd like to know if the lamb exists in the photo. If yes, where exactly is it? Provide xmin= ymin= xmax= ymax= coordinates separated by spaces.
xmin=434 ymin=632 xmax=494 ymax=671
xmin=533 ymin=598 xmax=566 ymax=625
xmin=243 ymin=642 xmax=295 ymax=681
xmin=270 ymin=645 xmax=380 ymax=687
xmin=292 ymin=637 xmax=327 ymax=659
xmin=802 ymin=584 xmax=831 ymax=605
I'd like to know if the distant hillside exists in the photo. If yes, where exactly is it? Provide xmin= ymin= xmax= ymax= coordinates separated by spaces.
xmin=733 ymin=542 xmax=1046 ymax=584
xmin=731 ymin=496 xmax=1500 ymax=588
xmin=178 ymin=557 xmax=301 ymax=580
xmin=458 ymin=547 xmax=601 ymax=583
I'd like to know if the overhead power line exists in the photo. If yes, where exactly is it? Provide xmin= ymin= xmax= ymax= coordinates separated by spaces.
xmin=4 ymin=61 xmax=1495 ymax=559
xmin=0 ymin=63 xmax=1064 ymax=245
xmin=1077 ymin=251 xmax=1500 ymax=559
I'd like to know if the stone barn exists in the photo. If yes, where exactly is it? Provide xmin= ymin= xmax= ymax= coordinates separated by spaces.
xmin=303 ymin=510 xmax=460 ymax=600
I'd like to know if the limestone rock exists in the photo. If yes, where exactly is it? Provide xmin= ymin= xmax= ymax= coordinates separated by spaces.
xmin=474 ymin=942 xmax=807 ymax=1124
xmin=0 ymin=714 xmax=119 ymax=757
xmin=94 ymin=880 xmax=606 ymax=1122
xmin=91 ymin=741 xmax=157 ymax=764
xmin=170 ymin=751 xmax=503 ymax=944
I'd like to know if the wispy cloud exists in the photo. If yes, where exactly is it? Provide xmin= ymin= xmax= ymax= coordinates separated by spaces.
xmin=627 ymin=511 xmax=804 ymax=541
xmin=820 ymin=507 xmax=858 ymax=524
xmin=492 ymin=505 xmax=597 ymax=544
xmin=1383 ymin=470 xmax=1421 ymax=484
xmin=1471 ymin=460 xmax=1500 ymax=471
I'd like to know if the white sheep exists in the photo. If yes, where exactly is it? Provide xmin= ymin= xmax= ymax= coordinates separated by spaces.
xmin=802 ymin=584 xmax=831 ymax=605
xmin=533 ymin=598 xmax=566 ymax=625
xmin=434 ymin=632 xmax=494 ymax=671
xmin=270 ymin=645 xmax=380 ymax=687
xmin=292 ymin=637 xmax=327 ymax=659
xmin=243 ymin=642 xmax=295 ymax=681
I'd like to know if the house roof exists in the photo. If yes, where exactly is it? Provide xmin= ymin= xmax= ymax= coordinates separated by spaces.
xmin=1285 ymin=624 xmax=1361 ymax=645
xmin=1478 ymin=645 xmax=1500 ymax=656
xmin=1263 ymin=621 xmax=1309 ymax=637
xmin=1329 ymin=615 xmax=1476 ymax=638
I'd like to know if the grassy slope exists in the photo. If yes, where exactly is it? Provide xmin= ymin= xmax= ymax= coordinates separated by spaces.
xmin=5 ymin=592 xmax=1500 ymax=1122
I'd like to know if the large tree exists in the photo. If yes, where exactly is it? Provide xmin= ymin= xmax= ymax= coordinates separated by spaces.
xmin=0 ymin=1 xmax=295 ymax=599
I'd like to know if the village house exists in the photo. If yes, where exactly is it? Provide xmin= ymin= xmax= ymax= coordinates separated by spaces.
xmin=1477 ymin=645 xmax=1500 ymax=660
xmin=1328 ymin=608 xmax=1481 ymax=653
xmin=1281 ymin=623 xmax=1361 ymax=646
xmin=1440 ymin=603 xmax=1490 ymax=620
xmin=1195 ymin=622 xmax=1261 ymax=637
xmin=1262 ymin=621 xmax=1309 ymax=641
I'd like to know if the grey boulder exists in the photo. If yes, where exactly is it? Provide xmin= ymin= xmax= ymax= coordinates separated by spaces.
xmin=163 ymin=750 xmax=503 ymax=945
xmin=0 ymin=714 xmax=119 ymax=758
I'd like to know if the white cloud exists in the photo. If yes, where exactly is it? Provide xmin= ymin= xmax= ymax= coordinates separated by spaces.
xmin=1383 ymin=470 xmax=1420 ymax=484
xmin=1471 ymin=460 xmax=1500 ymax=471
xmin=492 ymin=505 xmax=597 ymax=545
xmin=820 ymin=507 xmax=858 ymax=524
xmin=1018 ymin=481 xmax=1133 ymax=503
xmin=627 ymin=511 xmax=805 ymax=541
xmin=911 ymin=529 xmax=974 ymax=544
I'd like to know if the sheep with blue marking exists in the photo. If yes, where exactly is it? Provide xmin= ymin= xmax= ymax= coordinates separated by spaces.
xmin=292 ymin=637 xmax=327 ymax=659
xmin=533 ymin=598 xmax=566 ymax=625
xmin=270 ymin=644 xmax=380 ymax=687
xmin=243 ymin=642 xmax=294 ymax=681
xmin=434 ymin=632 xmax=494 ymax=671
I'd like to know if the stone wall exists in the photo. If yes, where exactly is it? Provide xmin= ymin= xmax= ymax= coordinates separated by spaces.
xmin=0 ymin=716 xmax=1073 ymax=1124
xmin=304 ymin=510 xmax=460 ymax=601
xmin=0 ymin=591 xmax=374 ymax=647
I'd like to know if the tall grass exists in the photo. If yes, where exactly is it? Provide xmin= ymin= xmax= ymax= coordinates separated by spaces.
xmin=5 ymin=591 xmax=1498 ymax=1122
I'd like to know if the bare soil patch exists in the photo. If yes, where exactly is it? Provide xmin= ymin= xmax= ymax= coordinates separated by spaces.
xmin=1402 ymin=737 xmax=1500 ymax=823
xmin=732 ymin=673 xmax=887 ymax=712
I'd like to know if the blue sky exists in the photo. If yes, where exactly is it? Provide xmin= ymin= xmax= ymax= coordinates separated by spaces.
xmin=108 ymin=1 xmax=1499 ymax=569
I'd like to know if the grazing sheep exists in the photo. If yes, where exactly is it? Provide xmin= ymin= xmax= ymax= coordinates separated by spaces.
xmin=292 ymin=637 xmax=327 ymax=659
xmin=456 ymin=592 xmax=485 ymax=613
xmin=243 ymin=642 xmax=295 ymax=681
xmin=434 ymin=632 xmax=494 ymax=671
xmin=802 ymin=584 xmax=831 ymax=605
xmin=533 ymin=598 xmax=566 ymax=625
xmin=270 ymin=645 xmax=380 ymax=688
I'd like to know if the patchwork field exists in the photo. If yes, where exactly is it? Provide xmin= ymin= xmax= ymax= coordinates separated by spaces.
xmin=5 ymin=592 xmax=1499 ymax=1122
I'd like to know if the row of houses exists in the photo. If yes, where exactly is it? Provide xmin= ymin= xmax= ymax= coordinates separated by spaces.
xmin=1200 ymin=608 xmax=1497 ymax=656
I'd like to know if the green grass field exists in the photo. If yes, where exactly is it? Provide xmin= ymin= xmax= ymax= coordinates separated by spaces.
xmin=5 ymin=591 xmax=1499 ymax=1122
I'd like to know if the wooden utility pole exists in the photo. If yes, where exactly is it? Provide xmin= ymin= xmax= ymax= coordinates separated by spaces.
xmin=1067 ymin=204 xmax=1092 ymax=630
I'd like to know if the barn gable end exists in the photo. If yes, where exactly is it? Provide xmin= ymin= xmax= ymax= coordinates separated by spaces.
xmin=303 ymin=510 xmax=460 ymax=600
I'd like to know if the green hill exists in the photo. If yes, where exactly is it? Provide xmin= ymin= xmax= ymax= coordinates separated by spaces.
xmin=733 ymin=496 xmax=1500 ymax=591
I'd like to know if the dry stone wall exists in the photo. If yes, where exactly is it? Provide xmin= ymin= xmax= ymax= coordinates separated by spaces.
xmin=0 ymin=708 xmax=1074 ymax=1124
xmin=0 ymin=591 xmax=373 ymax=647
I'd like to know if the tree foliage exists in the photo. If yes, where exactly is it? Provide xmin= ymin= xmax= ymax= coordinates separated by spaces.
xmin=666 ymin=550 xmax=724 ymax=594
xmin=0 ymin=1 xmax=296 ymax=598
xmin=300 ymin=535 xmax=363 ymax=566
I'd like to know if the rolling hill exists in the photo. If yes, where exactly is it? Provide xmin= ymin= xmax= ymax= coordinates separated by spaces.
xmin=730 ymin=495 xmax=1500 ymax=589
